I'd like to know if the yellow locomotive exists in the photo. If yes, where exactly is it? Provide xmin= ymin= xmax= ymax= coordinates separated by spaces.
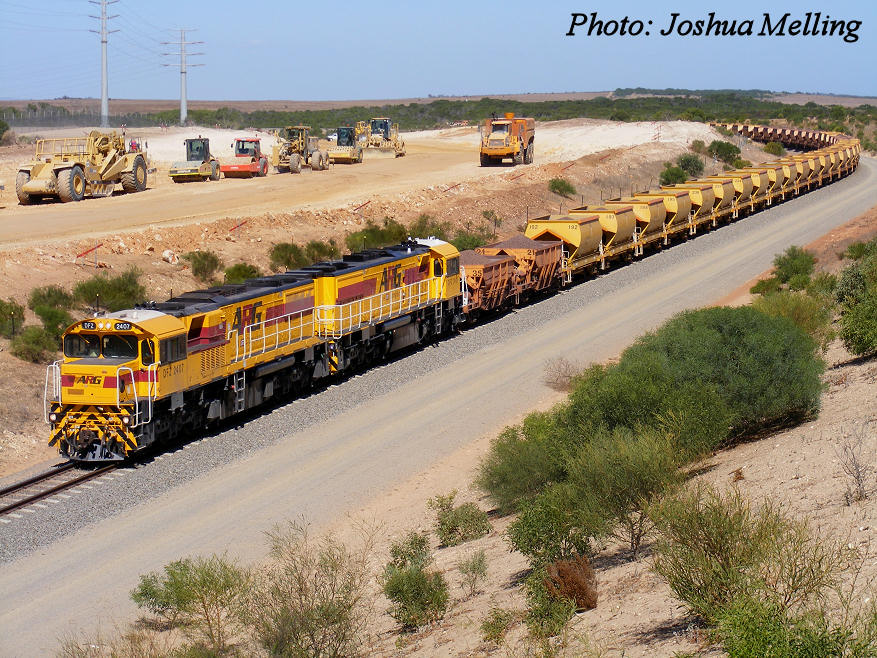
xmin=47 ymin=239 xmax=462 ymax=461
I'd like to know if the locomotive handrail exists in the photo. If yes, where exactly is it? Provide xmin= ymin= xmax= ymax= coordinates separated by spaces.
xmin=43 ymin=360 xmax=62 ymax=423
xmin=238 ymin=308 xmax=313 ymax=366
xmin=116 ymin=366 xmax=139 ymax=426
xmin=314 ymin=278 xmax=436 ymax=339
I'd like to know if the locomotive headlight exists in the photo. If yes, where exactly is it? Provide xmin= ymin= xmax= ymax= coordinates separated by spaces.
xmin=49 ymin=413 xmax=57 ymax=422
xmin=121 ymin=415 xmax=131 ymax=425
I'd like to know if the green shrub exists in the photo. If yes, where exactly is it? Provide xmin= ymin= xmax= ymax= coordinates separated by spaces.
xmin=507 ymin=482 xmax=604 ymax=566
xmin=773 ymin=245 xmax=815 ymax=284
xmin=408 ymin=214 xmax=452 ymax=241
xmin=182 ymin=250 xmax=223 ymax=283
xmin=752 ymin=291 xmax=834 ymax=352
xmin=843 ymin=238 xmax=877 ymax=261
xmin=524 ymin=569 xmax=576 ymax=639
xmin=388 ymin=531 xmax=431 ymax=569
xmin=708 ymin=140 xmax=741 ymax=164
xmin=565 ymin=427 xmax=683 ymax=558
xmin=717 ymin=596 xmax=877 ymax=657
xmin=33 ymin=306 xmax=74 ymax=344
xmin=345 ymin=217 xmax=406 ymax=251
xmin=11 ymin=326 xmax=57 ymax=362
xmin=690 ymin=139 xmax=706 ymax=154
xmin=481 ymin=606 xmax=516 ymax=645
xmin=732 ymin=158 xmax=753 ymax=169
xmin=223 ymin=263 xmax=261 ymax=284
xmin=650 ymin=485 xmax=848 ymax=625
xmin=269 ymin=242 xmax=308 ymax=271
xmin=548 ymin=178 xmax=576 ymax=198
xmin=787 ymin=273 xmax=810 ymax=291
xmin=677 ymin=153 xmax=704 ymax=178
xmin=0 ymin=298 xmax=25 ymax=338
xmin=622 ymin=306 xmax=823 ymax=438
xmin=381 ymin=541 xmax=449 ymax=632
xmin=303 ymin=239 xmax=340 ymax=263
xmin=477 ymin=412 xmax=566 ymax=514
xmin=749 ymin=277 xmax=781 ymax=295
xmin=131 ymin=555 xmax=250 ymax=653
xmin=247 ymin=521 xmax=372 ymax=658
xmin=660 ymin=165 xmax=688 ymax=185
xmin=73 ymin=267 xmax=146 ymax=312
xmin=451 ymin=221 xmax=493 ymax=251
xmin=427 ymin=490 xmax=491 ymax=546
xmin=457 ymin=549 xmax=487 ymax=597
xmin=28 ymin=285 xmax=74 ymax=311
xmin=840 ymin=291 xmax=877 ymax=355
xmin=836 ymin=263 xmax=867 ymax=307
xmin=763 ymin=141 xmax=786 ymax=156
xmin=806 ymin=271 xmax=837 ymax=299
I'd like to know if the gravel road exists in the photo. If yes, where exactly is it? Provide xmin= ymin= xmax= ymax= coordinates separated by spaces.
xmin=1 ymin=158 xmax=875 ymax=655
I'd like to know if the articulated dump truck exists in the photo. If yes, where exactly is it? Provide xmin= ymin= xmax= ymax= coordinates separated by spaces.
xmin=480 ymin=113 xmax=535 ymax=166
xmin=16 ymin=130 xmax=152 ymax=204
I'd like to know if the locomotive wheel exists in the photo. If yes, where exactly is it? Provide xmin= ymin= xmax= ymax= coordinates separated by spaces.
xmin=57 ymin=165 xmax=86 ymax=202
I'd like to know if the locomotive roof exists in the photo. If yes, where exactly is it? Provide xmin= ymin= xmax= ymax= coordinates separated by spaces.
xmin=149 ymin=240 xmax=436 ymax=317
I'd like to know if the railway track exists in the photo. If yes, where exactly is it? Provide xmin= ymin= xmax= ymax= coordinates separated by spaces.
xmin=0 ymin=462 xmax=117 ymax=518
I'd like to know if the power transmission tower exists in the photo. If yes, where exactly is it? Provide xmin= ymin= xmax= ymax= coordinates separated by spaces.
xmin=89 ymin=0 xmax=119 ymax=127
xmin=163 ymin=29 xmax=204 ymax=125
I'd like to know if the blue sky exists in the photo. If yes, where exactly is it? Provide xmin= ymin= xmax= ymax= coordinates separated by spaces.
xmin=0 ymin=0 xmax=874 ymax=101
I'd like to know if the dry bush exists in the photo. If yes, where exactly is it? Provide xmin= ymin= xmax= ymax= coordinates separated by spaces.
xmin=544 ymin=555 xmax=598 ymax=611
xmin=56 ymin=626 xmax=175 ymax=658
xmin=543 ymin=357 xmax=582 ymax=392
xmin=834 ymin=421 xmax=875 ymax=504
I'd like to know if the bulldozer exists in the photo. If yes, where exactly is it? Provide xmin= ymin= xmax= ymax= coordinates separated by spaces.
xmin=270 ymin=126 xmax=330 ymax=173
xmin=365 ymin=117 xmax=405 ymax=158
xmin=168 ymin=137 xmax=220 ymax=183
xmin=327 ymin=126 xmax=364 ymax=164
xmin=16 ymin=130 xmax=152 ymax=204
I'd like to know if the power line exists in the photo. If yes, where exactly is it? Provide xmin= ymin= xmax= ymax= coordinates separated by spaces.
xmin=162 ymin=29 xmax=204 ymax=125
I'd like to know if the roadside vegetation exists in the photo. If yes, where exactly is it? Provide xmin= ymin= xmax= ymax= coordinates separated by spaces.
xmin=9 ymin=91 xmax=876 ymax=149
xmin=344 ymin=213 xmax=495 ymax=252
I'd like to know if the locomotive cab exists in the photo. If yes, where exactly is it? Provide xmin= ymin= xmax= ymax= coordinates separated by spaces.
xmin=47 ymin=310 xmax=185 ymax=461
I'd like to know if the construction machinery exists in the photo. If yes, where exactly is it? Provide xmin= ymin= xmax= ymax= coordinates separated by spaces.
xmin=168 ymin=137 xmax=220 ymax=183
xmin=480 ymin=113 xmax=535 ymax=166
xmin=328 ymin=126 xmax=364 ymax=164
xmin=270 ymin=126 xmax=329 ymax=173
xmin=16 ymin=130 xmax=151 ymax=204
xmin=220 ymin=138 xmax=269 ymax=178
xmin=365 ymin=117 xmax=405 ymax=158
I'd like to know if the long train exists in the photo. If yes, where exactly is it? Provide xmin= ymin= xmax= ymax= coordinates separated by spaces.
xmin=45 ymin=125 xmax=861 ymax=461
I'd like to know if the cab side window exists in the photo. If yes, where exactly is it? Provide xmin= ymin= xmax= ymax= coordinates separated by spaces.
xmin=141 ymin=339 xmax=155 ymax=366
xmin=433 ymin=260 xmax=443 ymax=277
xmin=158 ymin=334 xmax=187 ymax=364
xmin=446 ymin=257 xmax=460 ymax=276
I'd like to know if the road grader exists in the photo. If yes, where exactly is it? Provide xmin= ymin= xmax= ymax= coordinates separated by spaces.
xmin=365 ymin=117 xmax=406 ymax=157
xmin=327 ymin=126 xmax=364 ymax=164
xmin=16 ymin=130 xmax=151 ymax=204
xmin=270 ymin=126 xmax=330 ymax=173
xmin=169 ymin=137 xmax=220 ymax=182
